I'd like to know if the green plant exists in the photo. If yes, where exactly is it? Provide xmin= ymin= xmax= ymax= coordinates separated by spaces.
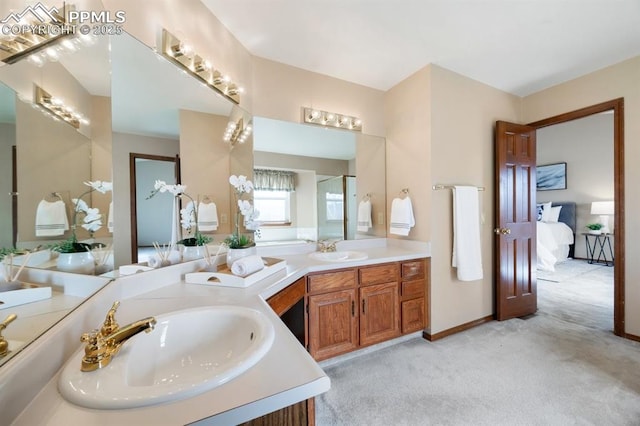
xmin=586 ymin=223 xmax=603 ymax=230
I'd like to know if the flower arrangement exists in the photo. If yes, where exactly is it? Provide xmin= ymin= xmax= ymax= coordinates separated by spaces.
xmin=147 ymin=180 xmax=212 ymax=246
xmin=225 ymin=175 xmax=261 ymax=249
xmin=52 ymin=181 xmax=112 ymax=253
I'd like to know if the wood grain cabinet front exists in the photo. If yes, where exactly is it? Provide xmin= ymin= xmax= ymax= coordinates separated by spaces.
xmin=400 ymin=259 xmax=429 ymax=333
xmin=307 ymin=289 xmax=359 ymax=361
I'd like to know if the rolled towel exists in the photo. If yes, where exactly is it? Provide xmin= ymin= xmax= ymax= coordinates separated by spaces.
xmin=231 ymin=255 xmax=265 ymax=277
xmin=147 ymin=255 xmax=163 ymax=268
xmin=167 ymin=250 xmax=182 ymax=264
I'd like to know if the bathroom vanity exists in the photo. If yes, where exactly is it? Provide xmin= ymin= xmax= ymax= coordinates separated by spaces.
xmin=3 ymin=238 xmax=429 ymax=425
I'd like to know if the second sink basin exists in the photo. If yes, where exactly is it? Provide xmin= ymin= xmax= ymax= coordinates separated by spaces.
xmin=58 ymin=306 xmax=275 ymax=409
xmin=308 ymin=251 xmax=368 ymax=262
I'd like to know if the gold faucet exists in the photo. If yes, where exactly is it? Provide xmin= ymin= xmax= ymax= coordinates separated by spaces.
xmin=80 ymin=301 xmax=156 ymax=372
xmin=0 ymin=313 xmax=17 ymax=358
xmin=317 ymin=240 xmax=337 ymax=252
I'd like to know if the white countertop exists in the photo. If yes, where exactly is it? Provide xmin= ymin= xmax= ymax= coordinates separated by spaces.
xmin=10 ymin=238 xmax=430 ymax=425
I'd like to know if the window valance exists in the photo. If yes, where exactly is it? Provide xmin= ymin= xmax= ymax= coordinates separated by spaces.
xmin=253 ymin=169 xmax=296 ymax=192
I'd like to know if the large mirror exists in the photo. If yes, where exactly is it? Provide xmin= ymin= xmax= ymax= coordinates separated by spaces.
xmin=253 ymin=117 xmax=386 ymax=244
xmin=0 ymin=33 xmax=112 ymax=366
xmin=110 ymin=32 xmax=251 ymax=266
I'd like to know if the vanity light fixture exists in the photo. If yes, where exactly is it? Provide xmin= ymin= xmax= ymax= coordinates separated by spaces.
xmin=0 ymin=3 xmax=80 ymax=65
xmin=303 ymin=107 xmax=362 ymax=132
xmin=223 ymin=118 xmax=253 ymax=145
xmin=34 ymin=84 xmax=89 ymax=129
xmin=160 ymin=29 xmax=243 ymax=105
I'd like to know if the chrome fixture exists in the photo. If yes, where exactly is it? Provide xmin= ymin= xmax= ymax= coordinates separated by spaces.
xmin=0 ymin=3 xmax=91 ymax=65
xmin=0 ymin=314 xmax=17 ymax=358
xmin=223 ymin=118 xmax=253 ymax=145
xmin=34 ymin=84 xmax=90 ymax=129
xmin=80 ymin=301 xmax=156 ymax=372
xmin=303 ymin=107 xmax=362 ymax=131
xmin=160 ymin=29 xmax=243 ymax=104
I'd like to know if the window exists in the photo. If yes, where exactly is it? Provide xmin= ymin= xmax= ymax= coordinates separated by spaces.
xmin=325 ymin=192 xmax=344 ymax=221
xmin=253 ymin=190 xmax=291 ymax=224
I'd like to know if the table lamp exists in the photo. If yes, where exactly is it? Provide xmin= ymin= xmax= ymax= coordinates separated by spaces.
xmin=590 ymin=201 xmax=614 ymax=234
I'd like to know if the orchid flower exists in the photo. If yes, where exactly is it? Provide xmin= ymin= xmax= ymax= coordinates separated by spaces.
xmin=84 ymin=180 xmax=113 ymax=194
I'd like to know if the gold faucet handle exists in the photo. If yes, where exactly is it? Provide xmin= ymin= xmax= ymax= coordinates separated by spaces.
xmin=100 ymin=301 xmax=120 ymax=337
xmin=0 ymin=313 xmax=17 ymax=357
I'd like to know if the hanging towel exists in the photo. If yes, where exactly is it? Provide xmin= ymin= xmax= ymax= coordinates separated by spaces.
xmin=107 ymin=201 xmax=114 ymax=233
xmin=357 ymin=200 xmax=372 ymax=232
xmin=35 ymin=199 xmax=69 ymax=236
xmin=198 ymin=201 xmax=219 ymax=231
xmin=452 ymin=186 xmax=483 ymax=281
xmin=389 ymin=196 xmax=415 ymax=236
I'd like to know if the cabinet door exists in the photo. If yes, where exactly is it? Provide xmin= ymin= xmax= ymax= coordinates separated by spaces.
xmin=308 ymin=289 xmax=358 ymax=361
xmin=359 ymin=282 xmax=400 ymax=347
xmin=401 ymin=297 xmax=425 ymax=334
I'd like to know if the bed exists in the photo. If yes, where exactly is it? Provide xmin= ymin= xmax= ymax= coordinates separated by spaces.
xmin=537 ymin=201 xmax=576 ymax=272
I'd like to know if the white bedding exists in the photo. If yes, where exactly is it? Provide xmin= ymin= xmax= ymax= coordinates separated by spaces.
xmin=537 ymin=221 xmax=574 ymax=272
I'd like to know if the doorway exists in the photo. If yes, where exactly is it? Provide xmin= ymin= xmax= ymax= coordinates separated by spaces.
xmin=528 ymin=98 xmax=624 ymax=336
xmin=129 ymin=153 xmax=180 ymax=264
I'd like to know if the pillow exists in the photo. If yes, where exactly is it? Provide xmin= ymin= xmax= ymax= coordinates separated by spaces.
xmin=546 ymin=206 xmax=562 ymax=223
xmin=537 ymin=202 xmax=552 ymax=221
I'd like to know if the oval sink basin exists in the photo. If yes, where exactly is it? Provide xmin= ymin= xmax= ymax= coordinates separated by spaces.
xmin=308 ymin=251 xmax=368 ymax=262
xmin=58 ymin=306 xmax=275 ymax=409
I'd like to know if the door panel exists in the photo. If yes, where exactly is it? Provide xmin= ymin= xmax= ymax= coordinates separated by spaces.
xmin=495 ymin=121 xmax=537 ymax=320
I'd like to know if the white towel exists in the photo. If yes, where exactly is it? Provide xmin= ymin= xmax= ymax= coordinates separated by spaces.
xmin=107 ymin=201 xmax=114 ymax=233
xmin=35 ymin=199 xmax=69 ymax=236
xmin=357 ymin=200 xmax=372 ymax=232
xmin=198 ymin=201 xmax=219 ymax=231
xmin=389 ymin=196 xmax=415 ymax=236
xmin=452 ymin=186 xmax=483 ymax=281
xmin=147 ymin=250 xmax=181 ymax=268
xmin=230 ymin=255 xmax=264 ymax=277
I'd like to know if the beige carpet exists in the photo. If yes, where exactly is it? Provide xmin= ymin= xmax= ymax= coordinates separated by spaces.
xmin=315 ymin=260 xmax=640 ymax=425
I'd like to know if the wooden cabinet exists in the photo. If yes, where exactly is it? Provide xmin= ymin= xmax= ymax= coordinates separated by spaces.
xmin=359 ymin=281 xmax=400 ymax=346
xmin=308 ymin=289 xmax=359 ymax=360
xmin=399 ymin=259 xmax=428 ymax=333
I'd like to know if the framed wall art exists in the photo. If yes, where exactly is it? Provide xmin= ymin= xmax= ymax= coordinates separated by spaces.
xmin=536 ymin=162 xmax=567 ymax=191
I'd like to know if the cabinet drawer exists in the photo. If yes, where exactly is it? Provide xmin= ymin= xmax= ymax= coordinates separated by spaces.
xmin=307 ymin=269 xmax=357 ymax=294
xmin=402 ymin=260 xmax=425 ymax=280
xmin=359 ymin=263 xmax=399 ymax=286
xmin=401 ymin=279 xmax=425 ymax=299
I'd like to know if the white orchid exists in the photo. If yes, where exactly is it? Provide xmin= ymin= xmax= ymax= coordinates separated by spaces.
xmin=72 ymin=198 xmax=89 ymax=212
xmin=152 ymin=180 xmax=186 ymax=196
xmin=229 ymin=175 xmax=253 ymax=194
xmin=180 ymin=202 xmax=196 ymax=231
xmin=84 ymin=180 xmax=113 ymax=194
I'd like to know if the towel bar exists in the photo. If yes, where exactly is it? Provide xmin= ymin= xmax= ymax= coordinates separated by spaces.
xmin=432 ymin=184 xmax=485 ymax=191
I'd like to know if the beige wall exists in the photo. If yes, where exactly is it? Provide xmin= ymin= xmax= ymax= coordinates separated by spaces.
xmin=252 ymin=57 xmax=386 ymax=137
xmin=428 ymin=65 xmax=520 ymax=334
xmin=537 ymin=114 xmax=614 ymax=259
xmin=112 ymin=132 xmax=179 ymax=266
xmin=522 ymin=56 xmax=640 ymax=336
xmin=16 ymin=99 xmax=92 ymax=248
xmin=179 ymin=110 xmax=232 ymax=239
xmin=90 ymin=96 xmax=113 ymax=240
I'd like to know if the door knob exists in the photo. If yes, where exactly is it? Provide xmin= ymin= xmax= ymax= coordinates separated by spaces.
xmin=494 ymin=228 xmax=511 ymax=235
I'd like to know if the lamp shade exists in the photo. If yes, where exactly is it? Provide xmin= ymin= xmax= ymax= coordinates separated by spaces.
xmin=591 ymin=201 xmax=614 ymax=215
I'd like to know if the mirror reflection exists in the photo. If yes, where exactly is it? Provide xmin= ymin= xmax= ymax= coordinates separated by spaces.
xmin=252 ymin=117 xmax=386 ymax=245
xmin=0 ymin=33 xmax=112 ymax=367
xmin=110 ymin=32 xmax=250 ymax=266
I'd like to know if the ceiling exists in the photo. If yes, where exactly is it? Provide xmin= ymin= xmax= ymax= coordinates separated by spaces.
xmin=201 ymin=0 xmax=640 ymax=96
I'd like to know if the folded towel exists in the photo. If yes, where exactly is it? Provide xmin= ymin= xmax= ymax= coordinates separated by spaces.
xmin=107 ymin=201 xmax=114 ymax=233
xmin=389 ymin=196 xmax=415 ymax=236
xmin=357 ymin=200 xmax=372 ymax=232
xmin=35 ymin=199 xmax=69 ymax=236
xmin=452 ymin=186 xmax=483 ymax=281
xmin=198 ymin=201 xmax=219 ymax=231
xmin=231 ymin=255 xmax=265 ymax=277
